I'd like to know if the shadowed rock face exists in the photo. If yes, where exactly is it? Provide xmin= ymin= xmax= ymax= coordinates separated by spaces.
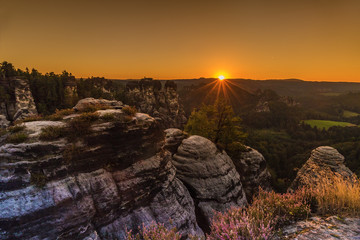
xmin=0 ymin=112 xmax=203 ymax=239
xmin=0 ymin=77 xmax=37 ymax=125
xmin=125 ymin=79 xmax=187 ymax=129
xmin=232 ymin=147 xmax=272 ymax=200
xmin=289 ymin=146 xmax=354 ymax=191
xmin=172 ymin=135 xmax=248 ymax=227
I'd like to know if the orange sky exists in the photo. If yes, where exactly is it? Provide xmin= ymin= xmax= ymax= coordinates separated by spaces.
xmin=1 ymin=0 xmax=360 ymax=81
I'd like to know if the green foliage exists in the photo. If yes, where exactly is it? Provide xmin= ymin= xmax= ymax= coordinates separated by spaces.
xmin=185 ymin=99 xmax=247 ymax=154
xmin=101 ymin=113 xmax=116 ymax=121
xmin=39 ymin=126 xmax=66 ymax=141
xmin=8 ymin=125 xmax=25 ymax=133
xmin=45 ymin=108 xmax=75 ymax=121
xmin=1 ymin=61 xmax=126 ymax=116
xmin=0 ymin=61 xmax=17 ymax=78
xmin=303 ymin=119 xmax=356 ymax=130
xmin=6 ymin=132 xmax=28 ymax=143
xmin=65 ymin=113 xmax=98 ymax=141
xmin=343 ymin=110 xmax=360 ymax=118
xmin=122 ymin=106 xmax=137 ymax=116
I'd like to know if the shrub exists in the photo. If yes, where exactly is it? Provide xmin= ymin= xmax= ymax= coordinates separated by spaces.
xmin=78 ymin=112 xmax=99 ymax=122
xmin=20 ymin=115 xmax=44 ymax=122
xmin=65 ymin=112 xmax=99 ymax=141
xmin=80 ymin=103 xmax=110 ymax=113
xmin=45 ymin=109 xmax=74 ymax=121
xmin=126 ymin=222 xmax=181 ymax=240
xmin=207 ymin=188 xmax=310 ymax=240
xmin=101 ymin=113 xmax=116 ymax=121
xmin=39 ymin=126 xmax=66 ymax=141
xmin=122 ymin=106 xmax=137 ymax=116
xmin=66 ymin=118 xmax=92 ymax=141
xmin=308 ymin=173 xmax=360 ymax=216
xmin=6 ymin=132 xmax=28 ymax=143
xmin=8 ymin=125 xmax=25 ymax=133
xmin=30 ymin=172 xmax=48 ymax=188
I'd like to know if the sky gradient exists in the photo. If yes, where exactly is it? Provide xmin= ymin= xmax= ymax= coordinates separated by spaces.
xmin=1 ymin=0 xmax=360 ymax=81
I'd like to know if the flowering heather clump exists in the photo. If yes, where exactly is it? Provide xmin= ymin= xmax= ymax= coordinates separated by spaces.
xmin=252 ymin=188 xmax=311 ymax=226
xmin=207 ymin=206 xmax=275 ymax=240
xmin=126 ymin=222 xmax=181 ymax=240
xmin=207 ymin=188 xmax=311 ymax=240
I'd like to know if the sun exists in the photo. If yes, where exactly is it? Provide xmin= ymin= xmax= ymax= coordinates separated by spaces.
xmin=218 ymin=75 xmax=225 ymax=81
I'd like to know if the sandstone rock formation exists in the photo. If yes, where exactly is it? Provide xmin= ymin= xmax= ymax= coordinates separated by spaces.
xmin=0 ymin=114 xmax=9 ymax=128
xmin=280 ymin=216 xmax=360 ymax=240
xmin=0 ymin=109 xmax=203 ymax=239
xmin=0 ymin=76 xmax=37 ymax=123
xmin=164 ymin=128 xmax=188 ymax=154
xmin=172 ymin=135 xmax=248 ymax=228
xmin=125 ymin=79 xmax=187 ymax=128
xmin=232 ymin=147 xmax=272 ymax=200
xmin=73 ymin=97 xmax=124 ymax=112
xmin=289 ymin=146 xmax=354 ymax=191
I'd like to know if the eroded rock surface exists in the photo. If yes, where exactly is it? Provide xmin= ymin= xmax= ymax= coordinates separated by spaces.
xmin=172 ymin=135 xmax=247 ymax=227
xmin=73 ymin=97 xmax=124 ymax=112
xmin=290 ymin=146 xmax=354 ymax=191
xmin=232 ymin=147 xmax=272 ymax=200
xmin=125 ymin=79 xmax=187 ymax=128
xmin=0 ymin=77 xmax=37 ymax=122
xmin=280 ymin=216 xmax=360 ymax=240
xmin=0 ymin=111 xmax=203 ymax=239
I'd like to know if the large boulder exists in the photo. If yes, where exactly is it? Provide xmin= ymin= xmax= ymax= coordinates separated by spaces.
xmin=164 ymin=128 xmax=188 ymax=154
xmin=289 ymin=146 xmax=354 ymax=191
xmin=172 ymin=135 xmax=247 ymax=227
xmin=232 ymin=147 xmax=272 ymax=200
xmin=73 ymin=98 xmax=124 ymax=112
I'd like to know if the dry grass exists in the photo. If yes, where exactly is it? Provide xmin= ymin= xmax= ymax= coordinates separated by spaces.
xmin=308 ymin=173 xmax=360 ymax=216
xmin=39 ymin=126 xmax=67 ymax=141
xmin=122 ymin=106 xmax=137 ymax=116
xmin=6 ymin=132 xmax=28 ymax=143
xmin=46 ymin=108 xmax=75 ymax=121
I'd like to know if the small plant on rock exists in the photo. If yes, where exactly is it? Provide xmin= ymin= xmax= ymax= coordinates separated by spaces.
xmin=122 ymin=106 xmax=137 ymax=116
xmin=39 ymin=126 xmax=66 ymax=141
xmin=126 ymin=222 xmax=181 ymax=240
xmin=6 ymin=132 xmax=28 ymax=143
xmin=8 ymin=125 xmax=25 ymax=133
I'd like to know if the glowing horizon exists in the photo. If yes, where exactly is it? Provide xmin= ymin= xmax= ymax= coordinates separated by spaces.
xmin=2 ymin=1 xmax=360 ymax=82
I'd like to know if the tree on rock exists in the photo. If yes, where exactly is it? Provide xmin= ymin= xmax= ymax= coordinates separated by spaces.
xmin=185 ymin=99 xmax=247 ymax=155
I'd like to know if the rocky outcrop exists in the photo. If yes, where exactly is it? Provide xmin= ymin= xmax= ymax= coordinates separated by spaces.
xmin=172 ymin=135 xmax=248 ymax=228
xmin=125 ymin=79 xmax=187 ymax=128
xmin=73 ymin=97 xmax=124 ymax=112
xmin=164 ymin=128 xmax=188 ymax=154
xmin=0 ymin=115 xmax=9 ymax=128
xmin=232 ymin=147 xmax=272 ymax=200
xmin=280 ymin=216 xmax=360 ymax=240
xmin=290 ymin=146 xmax=354 ymax=191
xmin=0 ymin=108 xmax=203 ymax=239
xmin=0 ymin=76 xmax=37 ymax=123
